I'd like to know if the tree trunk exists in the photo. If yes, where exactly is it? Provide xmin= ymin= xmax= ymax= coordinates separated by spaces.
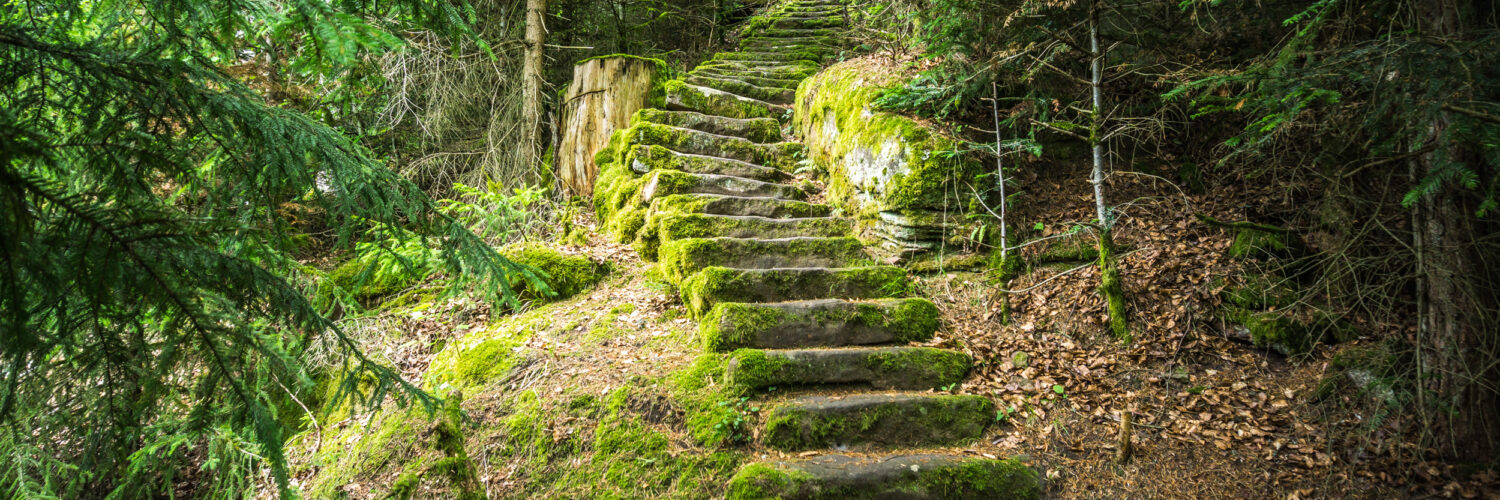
xmin=1415 ymin=0 xmax=1498 ymax=460
xmin=554 ymin=57 xmax=663 ymax=197
xmin=520 ymin=0 xmax=548 ymax=183
xmin=1089 ymin=0 xmax=1128 ymax=341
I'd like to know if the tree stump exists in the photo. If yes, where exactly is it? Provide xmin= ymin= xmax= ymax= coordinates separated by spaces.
xmin=555 ymin=56 xmax=667 ymax=197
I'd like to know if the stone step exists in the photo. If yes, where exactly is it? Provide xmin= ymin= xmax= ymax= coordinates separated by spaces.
xmin=685 ymin=75 xmax=795 ymax=105
xmin=659 ymin=236 xmax=864 ymax=283
xmin=666 ymin=81 xmax=789 ymax=120
xmin=768 ymin=16 xmax=844 ymax=30
xmin=680 ymin=266 xmax=910 ymax=316
xmin=690 ymin=68 xmax=805 ymax=89
xmin=726 ymin=347 xmax=971 ymax=391
xmin=699 ymin=298 xmax=940 ymax=352
xmin=641 ymin=170 xmax=804 ymax=202
xmin=634 ymin=109 xmax=780 ymax=143
xmin=626 ymin=146 xmax=786 ymax=182
xmin=712 ymin=50 xmax=828 ymax=64
xmin=625 ymin=122 xmax=802 ymax=168
xmin=756 ymin=27 xmax=842 ymax=39
xmin=740 ymin=36 xmax=838 ymax=49
xmin=641 ymin=214 xmax=850 ymax=262
xmin=728 ymin=454 xmax=1040 ymax=500
xmin=696 ymin=61 xmax=819 ymax=80
xmin=648 ymin=193 xmax=830 ymax=219
xmin=761 ymin=393 xmax=994 ymax=451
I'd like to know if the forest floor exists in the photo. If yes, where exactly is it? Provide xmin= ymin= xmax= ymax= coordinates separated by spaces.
xmin=283 ymin=168 xmax=1500 ymax=499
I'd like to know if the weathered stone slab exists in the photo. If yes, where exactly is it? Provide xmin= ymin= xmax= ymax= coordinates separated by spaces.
xmin=699 ymin=298 xmax=940 ymax=352
xmin=728 ymin=454 xmax=1040 ymax=500
xmin=659 ymin=236 xmax=865 ymax=283
xmin=680 ymin=266 xmax=910 ymax=316
xmin=762 ymin=394 xmax=994 ymax=450
xmin=726 ymin=347 xmax=971 ymax=390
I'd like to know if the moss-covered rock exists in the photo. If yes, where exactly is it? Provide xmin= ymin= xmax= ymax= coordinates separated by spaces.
xmin=795 ymin=59 xmax=986 ymax=214
xmin=680 ymin=266 xmax=912 ymax=317
xmin=685 ymin=74 xmax=797 ymax=104
xmin=500 ymin=243 xmax=609 ymax=302
xmin=626 ymin=145 xmax=787 ymax=181
xmin=1228 ymin=227 xmax=1303 ymax=260
xmin=1224 ymin=273 xmax=1299 ymax=309
xmin=699 ymin=298 xmax=940 ymax=352
xmin=761 ymin=394 xmax=994 ymax=451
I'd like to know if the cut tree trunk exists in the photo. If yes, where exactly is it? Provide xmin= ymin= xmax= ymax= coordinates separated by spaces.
xmin=554 ymin=57 xmax=664 ymax=197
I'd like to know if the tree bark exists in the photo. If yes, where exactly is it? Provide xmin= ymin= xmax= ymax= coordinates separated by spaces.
xmin=520 ymin=0 xmax=548 ymax=183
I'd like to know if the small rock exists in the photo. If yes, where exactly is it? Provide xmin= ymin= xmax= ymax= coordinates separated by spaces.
xmin=1012 ymin=351 xmax=1030 ymax=369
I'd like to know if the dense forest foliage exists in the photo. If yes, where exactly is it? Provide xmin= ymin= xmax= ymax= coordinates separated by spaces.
xmin=2 ymin=0 xmax=1497 ymax=497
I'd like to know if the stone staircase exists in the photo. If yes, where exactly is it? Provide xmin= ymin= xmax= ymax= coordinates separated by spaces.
xmin=599 ymin=1 xmax=1039 ymax=498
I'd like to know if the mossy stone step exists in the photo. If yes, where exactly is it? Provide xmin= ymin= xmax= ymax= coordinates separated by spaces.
xmin=641 ymin=170 xmax=804 ymax=202
xmin=648 ymin=193 xmax=830 ymax=220
xmin=713 ymin=50 xmax=829 ymax=64
xmin=761 ymin=393 xmax=994 ymax=451
xmin=696 ymin=61 xmax=819 ymax=80
xmin=659 ymin=236 xmax=865 ymax=283
xmin=634 ymin=109 xmax=781 ymax=143
xmin=699 ymin=298 xmax=940 ymax=352
xmin=690 ymin=68 xmax=804 ymax=90
xmin=768 ymin=16 xmax=844 ymax=29
xmin=726 ymin=347 xmax=971 ymax=391
xmin=680 ymin=266 xmax=910 ymax=316
xmin=727 ymin=454 xmax=1040 ymax=500
xmin=666 ymin=81 xmax=789 ymax=120
xmin=653 ymin=213 xmax=851 ymax=247
xmin=756 ymin=27 xmax=842 ymax=39
xmin=627 ymin=146 xmax=786 ymax=182
xmin=684 ymin=75 xmax=795 ymax=105
xmin=740 ymin=36 xmax=838 ymax=49
xmin=625 ymin=122 xmax=801 ymax=168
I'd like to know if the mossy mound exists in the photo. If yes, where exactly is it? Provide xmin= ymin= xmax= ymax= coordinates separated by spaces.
xmin=500 ymin=242 xmax=609 ymax=302
xmin=1224 ymin=273 xmax=1299 ymax=309
xmin=1228 ymin=227 xmax=1304 ymax=260
xmin=793 ymin=59 xmax=988 ymax=215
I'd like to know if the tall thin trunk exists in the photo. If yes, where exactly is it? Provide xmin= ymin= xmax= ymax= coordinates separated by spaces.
xmin=520 ymin=0 xmax=548 ymax=183
xmin=1088 ymin=0 xmax=1106 ymax=226
xmin=1089 ymin=0 xmax=1127 ymax=341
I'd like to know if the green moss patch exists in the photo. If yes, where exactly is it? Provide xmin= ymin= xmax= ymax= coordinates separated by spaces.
xmin=500 ymin=242 xmax=610 ymax=302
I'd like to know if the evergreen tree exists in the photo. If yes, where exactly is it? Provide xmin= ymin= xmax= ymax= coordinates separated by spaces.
xmin=0 ymin=0 xmax=540 ymax=496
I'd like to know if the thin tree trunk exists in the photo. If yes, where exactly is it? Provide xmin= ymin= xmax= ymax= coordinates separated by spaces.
xmin=520 ymin=0 xmax=548 ymax=183
xmin=1089 ymin=0 xmax=1127 ymax=341
xmin=1088 ymin=0 xmax=1106 ymax=225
